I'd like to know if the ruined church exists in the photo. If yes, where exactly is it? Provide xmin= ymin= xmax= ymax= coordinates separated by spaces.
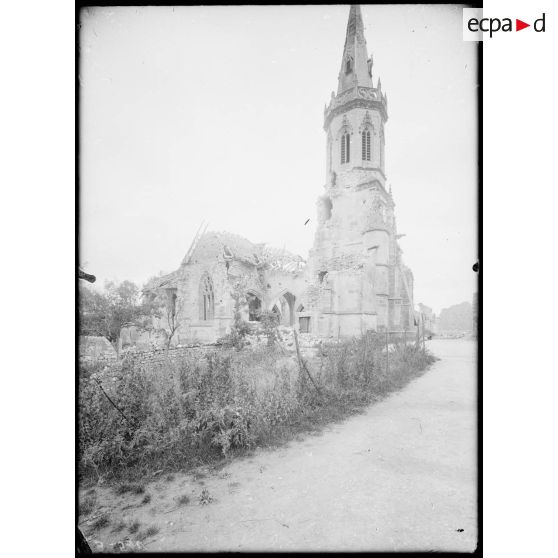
xmin=145 ymin=5 xmax=416 ymax=343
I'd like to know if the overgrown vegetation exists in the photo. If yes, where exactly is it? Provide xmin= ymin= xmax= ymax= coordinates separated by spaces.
xmin=258 ymin=310 xmax=280 ymax=347
xmin=79 ymin=280 xmax=156 ymax=356
xmin=79 ymin=334 xmax=436 ymax=483
xmin=79 ymin=277 xmax=180 ymax=355
xmin=217 ymin=278 xmax=251 ymax=350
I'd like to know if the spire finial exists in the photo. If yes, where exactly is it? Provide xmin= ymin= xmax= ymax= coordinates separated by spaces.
xmin=337 ymin=5 xmax=373 ymax=94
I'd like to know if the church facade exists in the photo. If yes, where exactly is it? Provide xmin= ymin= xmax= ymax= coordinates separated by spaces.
xmin=145 ymin=5 xmax=416 ymax=344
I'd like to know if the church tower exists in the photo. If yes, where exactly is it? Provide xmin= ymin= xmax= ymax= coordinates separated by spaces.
xmin=303 ymin=5 xmax=415 ymax=337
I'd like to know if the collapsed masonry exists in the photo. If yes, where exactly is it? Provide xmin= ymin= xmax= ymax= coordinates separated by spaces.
xmin=144 ymin=5 xmax=416 ymax=344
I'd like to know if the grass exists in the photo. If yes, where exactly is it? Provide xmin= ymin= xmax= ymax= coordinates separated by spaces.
xmin=79 ymin=334 xmax=436 ymax=485
xmin=141 ymin=494 xmax=151 ymax=505
xmin=137 ymin=525 xmax=160 ymax=541
xmin=116 ymin=482 xmax=145 ymax=495
xmin=128 ymin=520 xmax=141 ymax=534
xmin=79 ymin=493 xmax=97 ymax=517
xmin=91 ymin=514 xmax=110 ymax=531
xmin=176 ymin=494 xmax=190 ymax=506
xmin=111 ymin=520 xmax=127 ymax=533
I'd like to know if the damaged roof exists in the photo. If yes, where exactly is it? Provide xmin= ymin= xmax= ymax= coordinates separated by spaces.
xmin=183 ymin=231 xmax=306 ymax=274
xmin=143 ymin=269 xmax=180 ymax=291
xmin=260 ymin=245 xmax=306 ymax=274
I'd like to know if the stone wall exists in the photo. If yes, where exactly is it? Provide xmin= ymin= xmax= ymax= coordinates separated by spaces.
xmin=122 ymin=344 xmax=220 ymax=368
xmin=80 ymin=343 xmax=220 ymax=372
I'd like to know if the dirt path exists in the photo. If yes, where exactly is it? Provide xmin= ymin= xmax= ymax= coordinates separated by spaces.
xmin=84 ymin=339 xmax=477 ymax=552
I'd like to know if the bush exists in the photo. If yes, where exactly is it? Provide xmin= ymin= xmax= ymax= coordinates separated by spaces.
xmin=78 ymin=334 xmax=436 ymax=482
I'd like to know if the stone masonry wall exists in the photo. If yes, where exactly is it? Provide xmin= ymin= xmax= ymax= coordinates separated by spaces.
xmin=80 ymin=344 xmax=221 ymax=374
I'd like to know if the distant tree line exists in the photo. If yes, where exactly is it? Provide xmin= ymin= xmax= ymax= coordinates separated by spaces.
xmin=437 ymin=301 xmax=473 ymax=333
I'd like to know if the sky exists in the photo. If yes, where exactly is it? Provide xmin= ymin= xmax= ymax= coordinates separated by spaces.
xmin=79 ymin=4 xmax=478 ymax=315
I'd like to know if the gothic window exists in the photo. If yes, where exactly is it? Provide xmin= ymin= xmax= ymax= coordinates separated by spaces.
xmin=340 ymin=133 xmax=350 ymax=164
xmin=359 ymin=112 xmax=373 ymax=163
xmin=361 ymin=130 xmax=371 ymax=161
xmin=345 ymin=56 xmax=353 ymax=74
xmin=199 ymin=274 xmax=214 ymax=321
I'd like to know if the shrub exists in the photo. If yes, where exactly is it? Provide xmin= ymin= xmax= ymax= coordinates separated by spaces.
xmin=258 ymin=310 xmax=280 ymax=347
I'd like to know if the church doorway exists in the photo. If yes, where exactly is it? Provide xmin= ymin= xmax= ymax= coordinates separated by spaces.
xmin=247 ymin=292 xmax=262 ymax=322
xmin=277 ymin=292 xmax=296 ymax=326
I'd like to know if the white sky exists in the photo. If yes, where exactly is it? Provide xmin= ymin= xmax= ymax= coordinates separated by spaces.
xmin=79 ymin=4 xmax=477 ymax=315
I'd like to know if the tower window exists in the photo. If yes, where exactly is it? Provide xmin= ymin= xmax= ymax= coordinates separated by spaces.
xmin=361 ymin=130 xmax=371 ymax=161
xmin=345 ymin=57 xmax=353 ymax=74
xmin=340 ymin=133 xmax=350 ymax=164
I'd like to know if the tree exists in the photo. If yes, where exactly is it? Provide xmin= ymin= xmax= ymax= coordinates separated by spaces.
xmin=218 ymin=277 xmax=251 ymax=350
xmin=79 ymin=280 xmax=155 ymax=356
xmin=147 ymin=288 xmax=182 ymax=350
xmin=259 ymin=310 xmax=280 ymax=347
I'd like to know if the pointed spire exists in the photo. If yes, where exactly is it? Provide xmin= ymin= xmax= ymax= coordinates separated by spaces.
xmin=337 ymin=5 xmax=373 ymax=94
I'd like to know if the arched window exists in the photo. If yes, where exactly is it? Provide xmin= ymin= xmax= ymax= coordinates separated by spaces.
xmin=340 ymin=133 xmax=350 ymax=164
xmin=361 ymin=130 xmax=371 ymax=161
xmin=199 ymin=274 xmax=214 ymax=321
xmin=345 ymin=56 xmax=353 ymax=74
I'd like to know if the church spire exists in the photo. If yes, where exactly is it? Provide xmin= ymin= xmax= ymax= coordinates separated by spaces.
xmin=337 ymin=5 xmax=373 ymax=94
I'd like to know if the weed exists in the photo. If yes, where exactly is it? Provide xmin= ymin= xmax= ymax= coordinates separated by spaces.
xmin=165 ymin=474 xmax=175 ymax=482
xmin=198 ymin=488 xmax=213 ymax=505
xmin=141 ymin=494 xmax=151 ymax=505
xmin=116 ymin=483 xmax=145 ymax=495
xmin=111 ymin=520 xmax=126 ymax=533
xmin=128 ymin=520 xmax=141 ymax=534
xmin=176 ymin=494 xmax=190 ymax=506
xmin=91 ymin=514 xmax=110 ymax=531
xmin=137 ymin=525 xmax=160 ymax=541
xmin=79 ymin=493 xmax=97 ymax=517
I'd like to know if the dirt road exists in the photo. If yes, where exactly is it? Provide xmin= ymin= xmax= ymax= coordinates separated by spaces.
xmin=120 ymin=338 xmax=476 ymax=552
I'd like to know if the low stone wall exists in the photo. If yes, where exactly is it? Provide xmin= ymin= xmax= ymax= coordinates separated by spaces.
xmin=79 ymin=342 xmax=223 ymax=374
xmin=79 ymin=333 xmax=321 ymax=374
xmin=122 ymin=344 xmax=220 ymax=368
